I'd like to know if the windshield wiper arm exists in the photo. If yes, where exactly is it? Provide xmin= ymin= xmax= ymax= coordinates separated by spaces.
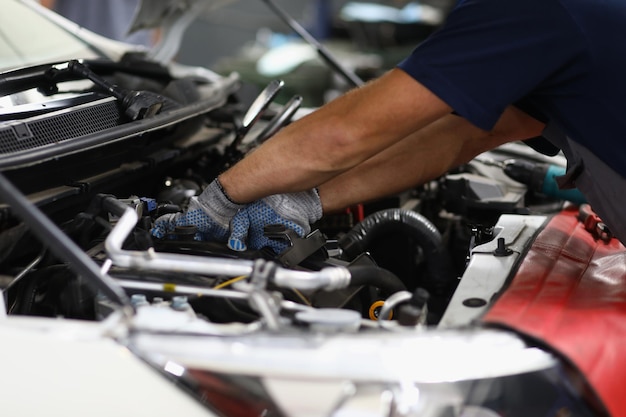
xmin=63 ymin=60 xmax=164 ymax=120
xmin=0 ymin=58 xmax=172 ymax=100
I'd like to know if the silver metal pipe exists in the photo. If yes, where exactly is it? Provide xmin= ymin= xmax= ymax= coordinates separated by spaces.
xmin=106 ymin=209 xmax=254 ymax=276
xmin=116 ymin=279 xmax=249 ymax=301
xmin=248 ymin=291 xmax=281 ymax=330
xmin=105 ymin=205 xmax=352 ymax=291
xmin=274 ymin=266 xmax=351 ymax=291
xmin=379 ymin=291 xmax=412 ymax=323
xmin=117 ymin=279 xmax=321 ymax=320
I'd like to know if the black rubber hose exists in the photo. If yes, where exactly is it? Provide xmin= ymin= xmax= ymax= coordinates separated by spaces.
xmin=347 ymin=265 xmax=406 ymax=294
xmin=339 ymin=209 xmax=455 ymax=294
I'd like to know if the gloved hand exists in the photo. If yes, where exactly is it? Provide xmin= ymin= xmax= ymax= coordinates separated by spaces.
xmin=151 ymin=179 xmax=243 ymax=241
xmin=228 ymin=189 xmax=323 ymax=253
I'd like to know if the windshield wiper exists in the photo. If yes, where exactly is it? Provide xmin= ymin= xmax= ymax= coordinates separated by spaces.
xmin=0 ymin=57 xmax=172 ymax=99
xmin=63 ymin=60 xmax=164 ymax=120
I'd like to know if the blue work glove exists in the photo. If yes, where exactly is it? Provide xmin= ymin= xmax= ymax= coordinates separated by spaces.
xmin=228 ymin=189 xmax=323 ymax=253
xmin=151 ymin=179 xmax=243 ymax=241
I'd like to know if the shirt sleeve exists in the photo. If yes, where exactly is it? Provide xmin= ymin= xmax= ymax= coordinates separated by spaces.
xmin=398 ymin=0 xmax=586 ymax=130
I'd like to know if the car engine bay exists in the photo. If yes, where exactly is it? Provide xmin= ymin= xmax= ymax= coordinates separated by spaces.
xmin=0 ymin=51 xmax=582 ymax=329
xmin=0 ymin=53 xmax=606 ymax=416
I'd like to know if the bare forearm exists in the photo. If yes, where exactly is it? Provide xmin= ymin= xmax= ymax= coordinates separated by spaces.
xmin=218 ymin=68 xmax=543 ymax=212
xmin=219 ymin=69 xmax=451 ymax=203
xmin=319 ymin=107 xmax=545 ymax=212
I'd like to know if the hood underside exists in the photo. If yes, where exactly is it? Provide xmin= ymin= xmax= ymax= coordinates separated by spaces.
xmin=131 ymin=0 xmax=237 ymax=63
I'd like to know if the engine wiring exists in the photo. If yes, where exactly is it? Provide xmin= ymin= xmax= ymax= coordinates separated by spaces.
xmin=213 ymin=275 xmax=248 ymax=289
xmin=212 ymin=274 xmax=312 ymax=306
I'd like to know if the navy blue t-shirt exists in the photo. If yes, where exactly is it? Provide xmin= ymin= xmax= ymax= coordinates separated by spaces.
xmin=398 ymin=0 xmax=626 ymax=179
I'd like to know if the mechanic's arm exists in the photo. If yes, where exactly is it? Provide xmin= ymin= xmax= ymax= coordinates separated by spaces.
xmin=219 ymin=68 xmax=545 ymax=212
xmin=318 ymin=106 xmax=546 ymax=212
xmin=219 ymin=68 xmax=452 ymax=203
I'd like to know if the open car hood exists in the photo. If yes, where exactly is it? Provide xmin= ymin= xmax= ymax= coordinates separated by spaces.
xmin=131 ymin=0 xmax=237 ymax=63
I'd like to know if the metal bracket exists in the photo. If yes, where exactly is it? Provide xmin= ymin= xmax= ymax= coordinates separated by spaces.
xmin=265 ymin=226 xmax=327 ymax=267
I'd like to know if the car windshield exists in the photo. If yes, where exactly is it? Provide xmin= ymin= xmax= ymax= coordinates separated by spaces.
xmin=1 ymin=1 xmax=101 ymax=71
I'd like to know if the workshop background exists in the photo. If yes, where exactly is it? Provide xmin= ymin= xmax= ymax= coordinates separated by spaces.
xmin=176 ymin=0 xmax=454 ymax=106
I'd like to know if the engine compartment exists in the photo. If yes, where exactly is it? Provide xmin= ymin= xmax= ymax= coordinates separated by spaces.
xmin=0 ymin=56 xmax=572 ymax=330
xmin=1 ymin=1 xmax=618 ymax=414
xmin=0 ymin=53 xmax=611 ymax=417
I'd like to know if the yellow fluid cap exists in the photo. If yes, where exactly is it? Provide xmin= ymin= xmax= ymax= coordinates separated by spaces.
xmin=369 ymin=300 xmax=392 ymax=321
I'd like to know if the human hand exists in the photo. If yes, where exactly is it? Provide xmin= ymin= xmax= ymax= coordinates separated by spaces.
xmin=227 ymin=189 xmax=322 ymax=253
xmin=151 ymin=179 xmax=242 ymax=241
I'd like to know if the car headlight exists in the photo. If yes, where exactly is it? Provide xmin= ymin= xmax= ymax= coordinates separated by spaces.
xmin=130 ymin=327 xmax=598 ymax=417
